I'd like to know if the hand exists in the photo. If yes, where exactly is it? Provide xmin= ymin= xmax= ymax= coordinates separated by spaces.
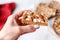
xmin=0 ymin=10 xmax=40 ymax=40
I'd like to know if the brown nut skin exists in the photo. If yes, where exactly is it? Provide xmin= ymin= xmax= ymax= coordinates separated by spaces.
xmin=21 ymin=10 xmax=34 ymax=25
xmin=36 ymin=3 xmax=56 ymax=19
xmin=15 ymin=10 xmax=48 ymax=26
xmin=49 ymin=1 xmax=60 ymax=13
xmin=15 ymin=10 xmax=28 ymax=26
xmin=53 ymin=16 xmax=60 ymax=35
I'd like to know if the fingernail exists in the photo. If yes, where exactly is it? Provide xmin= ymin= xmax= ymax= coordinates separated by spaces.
xmin=19 ymin=17 xmax=22 ymax=20
xmin=33 ymin=25 xmax=40 ymax=29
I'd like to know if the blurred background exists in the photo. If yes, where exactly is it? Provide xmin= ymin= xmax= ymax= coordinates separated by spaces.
xmin=0 ymin=0 xmax=60 ymax=40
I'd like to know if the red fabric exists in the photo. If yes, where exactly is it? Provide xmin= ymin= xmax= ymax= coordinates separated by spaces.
xmin=0 ymin=2 xmax=16 ymax=30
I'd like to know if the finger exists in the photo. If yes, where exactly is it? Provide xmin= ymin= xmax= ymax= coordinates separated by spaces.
xmin=13 ymin=10 xmax=26 ymax=18
xmin=14 ymin=10 xmax=31 ymax=20
xmin=18 ymin=17 xmax=23 ymax=20
xmin=14 ymin=10 xmax=27 ymax=25
xmin=5 ymin=15 xmax=14 ymax=25
xmin=20 ymin=25 xmax=40 ymax=34
xmin=5 ymin=10 xmax=25 ymax=25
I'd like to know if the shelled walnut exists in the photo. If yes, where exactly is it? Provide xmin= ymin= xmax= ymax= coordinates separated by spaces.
xmin=53 ymin=16 xmax=60 ymax=35
xmin=49 ymin=1 xmax=60 ymax=13
xmin=21 ymin=10 xmax=48 ymax=25
xmin=36 ymin=3 xmax=56 ymax=19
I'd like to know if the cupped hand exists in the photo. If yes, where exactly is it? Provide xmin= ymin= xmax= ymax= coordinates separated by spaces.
xmin=0 ymin=10 xmax=40 ymax=40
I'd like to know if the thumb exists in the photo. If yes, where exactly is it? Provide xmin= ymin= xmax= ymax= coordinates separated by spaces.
xmin=20 ymin=25 xmax=40 ymax=34
xmin=5 ymin=15 xmax=14 ymax=25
